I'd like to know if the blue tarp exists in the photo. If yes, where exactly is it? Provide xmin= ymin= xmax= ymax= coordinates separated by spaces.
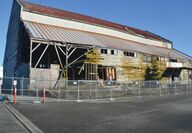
xmin=0 ymin=96 xmax=7 ymax=101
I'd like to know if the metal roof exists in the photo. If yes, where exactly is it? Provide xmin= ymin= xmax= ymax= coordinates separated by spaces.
xmin=23 ymin=21 xmax=105 ymax=47
xmin=18 ymin=0 xmax=172 ymax=43
xmin=23 ymin=21 xmax=191 ymax=60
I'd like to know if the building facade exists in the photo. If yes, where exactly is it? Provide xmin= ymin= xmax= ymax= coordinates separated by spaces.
xmin=4 ymin=0 xmax=192 ymax=87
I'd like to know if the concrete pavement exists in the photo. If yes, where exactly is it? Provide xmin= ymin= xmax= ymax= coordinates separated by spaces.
xmin=0 ymin=102 xmax=43 ymax=133
xmin=0 ymin=102 xmax=29 ymax=133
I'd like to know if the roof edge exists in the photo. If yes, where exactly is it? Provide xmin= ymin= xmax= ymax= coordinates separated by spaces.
xmin=173 ymin=48 xmax=192 ymax=60
xmin=18 ymin=0 xmax=172 ymax=43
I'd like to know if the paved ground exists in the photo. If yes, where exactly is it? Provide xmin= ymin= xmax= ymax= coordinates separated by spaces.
xmin=13 ymin=93 xmax=192 ymax=133
xmin=0 ymin=102 xmax=29 ymax=133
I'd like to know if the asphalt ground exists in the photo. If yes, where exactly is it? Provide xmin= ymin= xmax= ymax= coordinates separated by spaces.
xmin=13 ymin=93 xmax=192 ymax=133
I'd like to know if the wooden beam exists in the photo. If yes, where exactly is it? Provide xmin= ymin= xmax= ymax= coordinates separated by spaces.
xmin=67 ymin=49 xmax=93 ymax=67
xmin=32 ymin=43 xmax=41 ymax=53
xmin=54 ymin=44 xmax=64 ymax=69
xmin=34 ymin=44 xmax=49 ymax=68
xmin=58 ymin=46 xmax=66 ymax=56
xmin=68 ymin=48 xmax=76 ymax=59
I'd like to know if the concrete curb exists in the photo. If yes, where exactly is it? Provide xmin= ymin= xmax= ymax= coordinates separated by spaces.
xmin=2 ymin=102 xmax=43 ymax=133
xmin=79 ymin=92 xmax=192 ymax=103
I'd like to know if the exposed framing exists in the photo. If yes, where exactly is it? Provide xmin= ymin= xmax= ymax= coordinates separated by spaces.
xmin=29 ymin=39 xmax=97 ymax=80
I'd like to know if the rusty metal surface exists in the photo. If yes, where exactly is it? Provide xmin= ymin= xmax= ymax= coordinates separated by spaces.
xmin=19 ymin=0 xmax=170 ymax=43
xmin=23 ymin=21 xmax=191 ymax=60
xmin=24 ymin=21 xmax=105 ymax=47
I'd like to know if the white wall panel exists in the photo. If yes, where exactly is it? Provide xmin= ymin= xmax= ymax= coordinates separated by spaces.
xmin=21 ymin=11 xmax=172 ymax=48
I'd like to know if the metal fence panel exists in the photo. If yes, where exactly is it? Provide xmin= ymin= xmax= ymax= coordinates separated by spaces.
xmin=0 ymin=77 xmax=192 ymax=102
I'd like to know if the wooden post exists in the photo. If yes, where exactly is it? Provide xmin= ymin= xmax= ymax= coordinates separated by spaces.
xmin=66 ymin=44 xmax=68 ymax=80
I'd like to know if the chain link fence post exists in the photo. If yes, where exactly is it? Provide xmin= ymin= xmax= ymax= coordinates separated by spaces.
xmin=77 ymin=80 xmax=80 ymax=102
xmin=110 ymin=87 xmax=114 ymax=101
xmin=58 ymin=80 xmax=61 ymax=101
xmin=89 ymin=81 xmax=92 ymax=98
xmin=150 ymin=81 xmax=152 ymax=97
xmin=125 ymin=81 xmax=128 ymax=97
xmin=34 ymin=87 xmax=41 ymax=103
xmin=187 ymin=80 xmax=189 ymax=93
xmin=65 ymin=80 xmax=68 ymax=100
xmin=168 ymin=81 xmax=170 ymax=95
xmin=21 ymin=77 xmax=24 ymax=96
xmin=95 ymin=84 xmax=97 ymax=100
xmin=191 ymin=81 xmax=192 ymax=92
xmin=138 ymin=81 xmax=141 ymax=98
xmin=159 ymin=82 xmax=162 ymax=96
xmin=175 ymin=82 xmax=177 ymax=95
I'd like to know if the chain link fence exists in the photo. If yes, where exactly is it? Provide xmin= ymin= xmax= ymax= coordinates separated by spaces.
xmin=0 ymin=77 xmax=192 ymax=102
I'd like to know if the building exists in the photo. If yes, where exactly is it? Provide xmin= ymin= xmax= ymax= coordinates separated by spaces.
xmin=0 ymin=66 xmax=3 ymax=78
xmin=3 ymin=0 xmax=192 ymax=87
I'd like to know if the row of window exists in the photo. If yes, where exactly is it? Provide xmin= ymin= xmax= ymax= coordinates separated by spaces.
xmin=124 ymin=52 xmax=135 ymax=57
xmin=143 ymin=55 xmax=178 ymax=63
xmin=101 ymin=49 xmax=118 ymax=55
xmin=101 ymin=49 xmax=135 ymax=57
xmin=100 ymin=49 xmax=178 ymax=62
xmin=143 ymin=55 xmax=159 ymax=62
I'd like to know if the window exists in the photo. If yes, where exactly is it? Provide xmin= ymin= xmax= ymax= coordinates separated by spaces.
xmin=160 ymin=57 xmax=165 ymax=62
xmin=101 ymin=49 xmax=108 ymax=54
xmin=169 ymin=59 xmax=177 ymax=62
xmin=152 ymin=56 xmax=159 ymax=61
xmin=111 ymin=50 xmax=115 ymax=55
xmin=143 ymin=55 xmax=151 ymax=62
xmin=147 ymin=56 xmax=151 ymax=62
xmin=144 ymin=55 xmax=147 ymax=62
xmin=124 ymin=51 xmax=135 ymax=57
xmin=111 ymin=50 xmax=118 ymax=55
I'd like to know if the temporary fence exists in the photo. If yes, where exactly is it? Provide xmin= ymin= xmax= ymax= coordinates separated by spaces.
xmin=0 ymin=77 xmax=192 ymax=103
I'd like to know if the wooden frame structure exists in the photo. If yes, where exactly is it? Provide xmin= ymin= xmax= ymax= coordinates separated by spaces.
xmin=29 ymin=39 xmax=96 ymax=80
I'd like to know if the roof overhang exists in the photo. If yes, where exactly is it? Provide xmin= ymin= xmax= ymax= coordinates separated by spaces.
xmin=23 ymin=20 xmax=192 ymax=61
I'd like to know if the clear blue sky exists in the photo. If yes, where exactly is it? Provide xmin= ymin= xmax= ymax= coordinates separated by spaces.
xmin=1 ymin=0 xmax=192 ymax=65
